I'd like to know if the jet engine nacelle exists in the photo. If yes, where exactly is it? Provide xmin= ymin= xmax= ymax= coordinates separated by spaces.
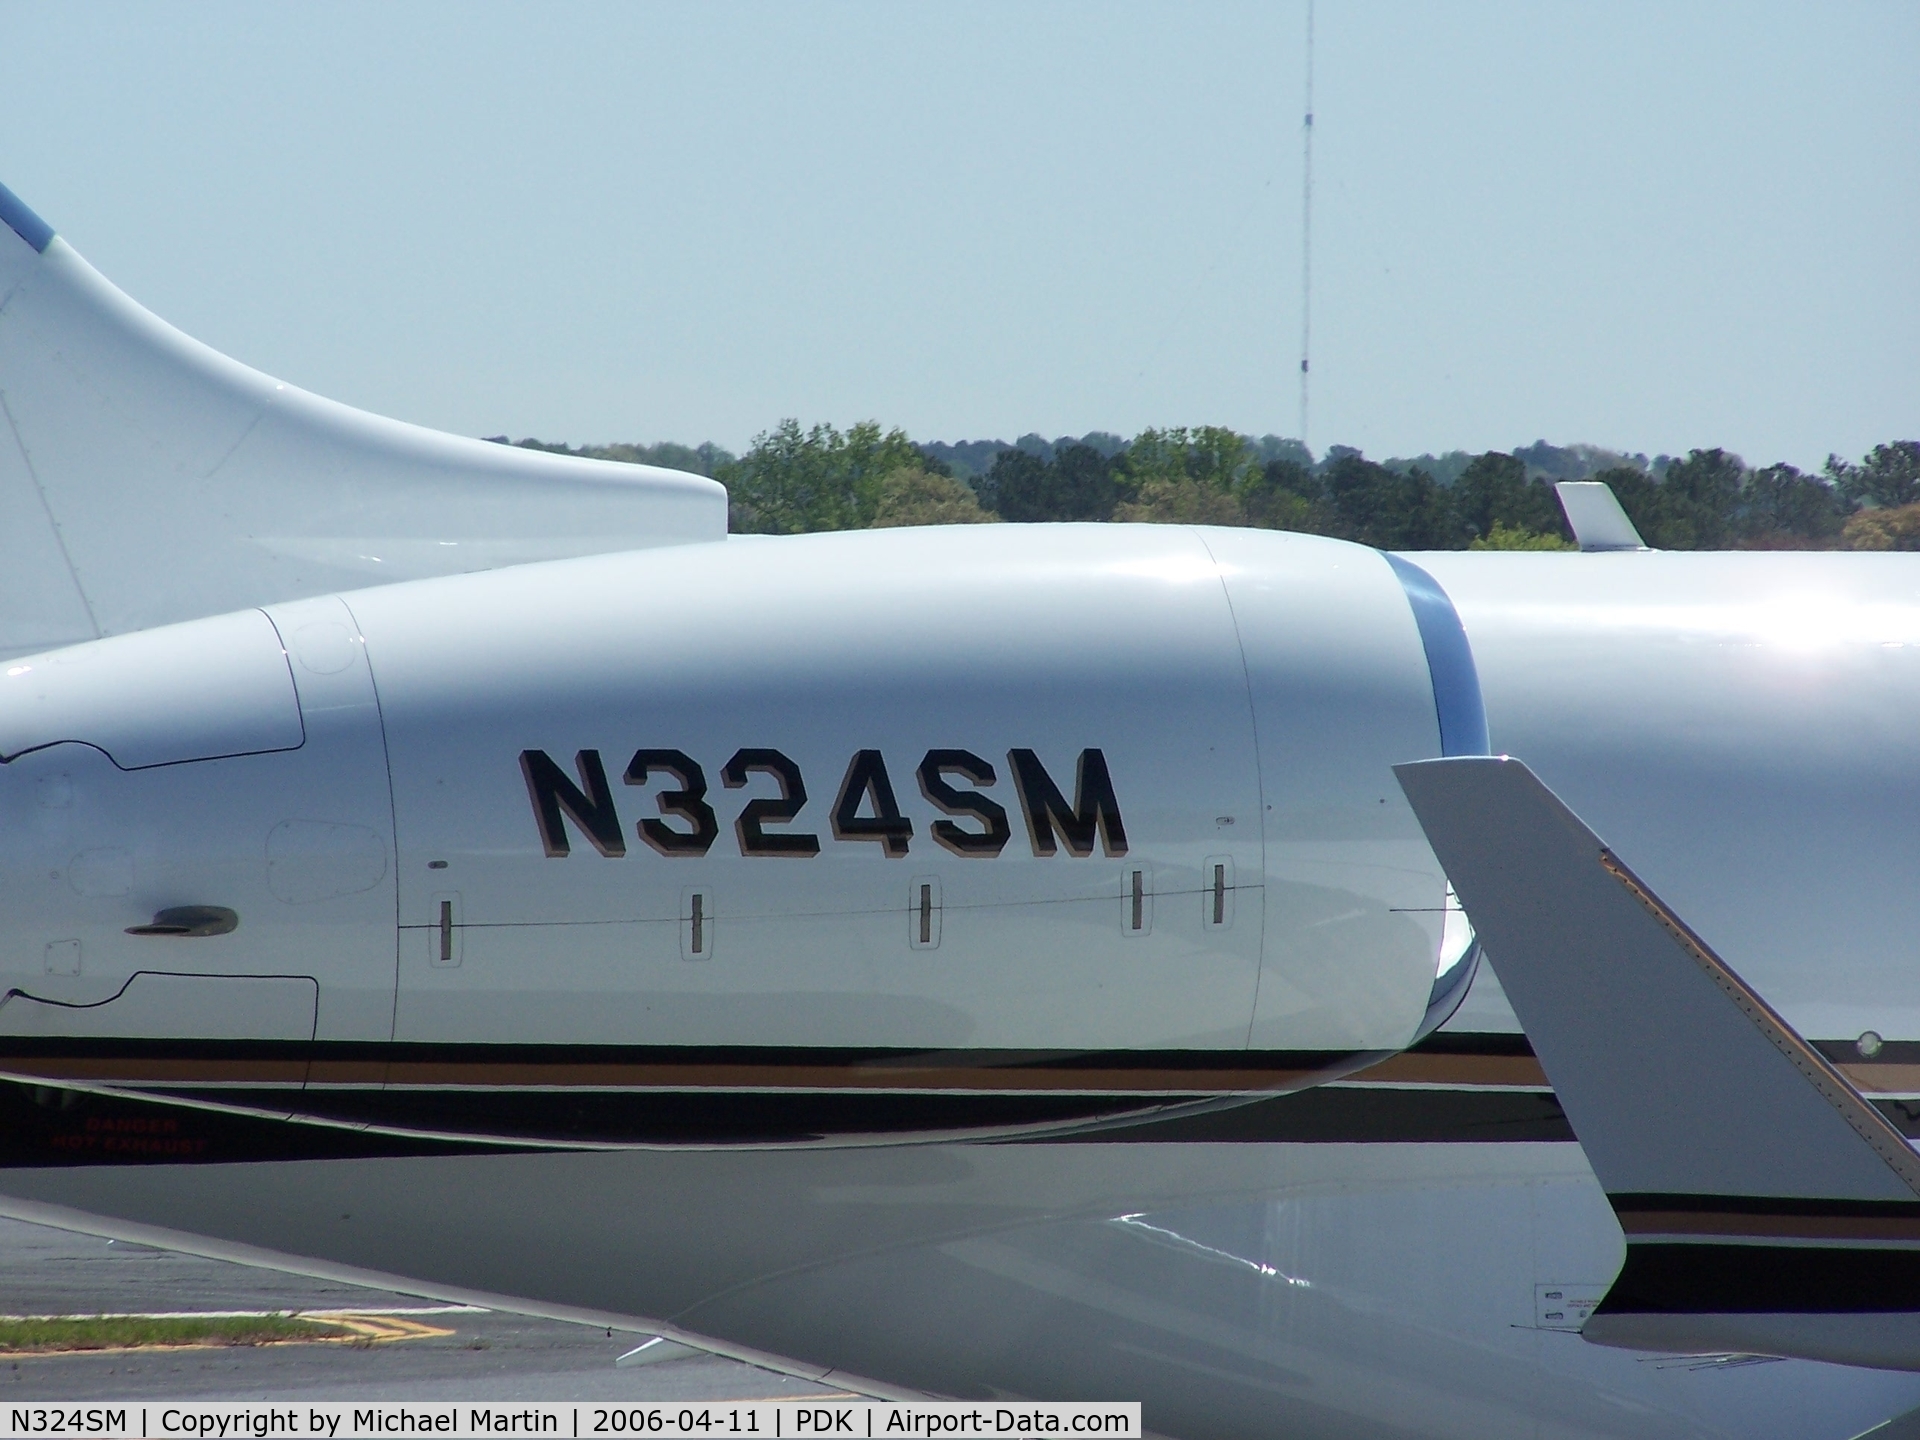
xmin=0 ymin=524 xmax=1480 ymax=1142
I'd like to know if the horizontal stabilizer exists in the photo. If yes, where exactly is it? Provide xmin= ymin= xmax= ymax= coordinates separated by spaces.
xmin=0 ymin=182 xmax=726 ymax=657
xmin=1395 ymin=755 xmax=1920 ymax=1370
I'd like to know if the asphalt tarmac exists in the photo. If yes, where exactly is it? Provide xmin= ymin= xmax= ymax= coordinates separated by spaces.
xmin=0 ymin=1217 xmax=847 ymax=1403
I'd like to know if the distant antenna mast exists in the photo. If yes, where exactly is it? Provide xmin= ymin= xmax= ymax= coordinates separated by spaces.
xmin=1298 ymin=0 xmax=1315 ymax=451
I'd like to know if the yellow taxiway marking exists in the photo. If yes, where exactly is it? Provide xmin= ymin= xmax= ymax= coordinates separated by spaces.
xmin=315 ymin=1314 xmax=458 ymax=1343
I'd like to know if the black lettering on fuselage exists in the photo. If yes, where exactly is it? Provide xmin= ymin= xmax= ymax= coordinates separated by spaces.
xmin=1008 ymin=748 xmax=1128 ymax=857
xmin=917 ymin=749 xmax=1011 ymax=857
xmin=625 ymin=748 xmax=720 ymax=856
xmin=831 ymin=750 xmax=914 ymax=856
xmin=521 ymin=749 xmax=626 ymax=858
xmin=722 ymin=748 xmax=821 ymax=856
xmin=522 ymin=746 xmax=1126 ymax=860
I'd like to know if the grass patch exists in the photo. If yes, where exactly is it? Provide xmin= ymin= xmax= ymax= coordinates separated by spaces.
xmin=0 ymin=1314 xmax=354 ymax=1353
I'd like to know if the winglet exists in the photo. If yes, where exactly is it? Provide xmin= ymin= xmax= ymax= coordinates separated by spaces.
xmin=1395 ymin=756 xmax=1920 ymax=1370
xmin=1554 ymin=481 xmax=1647 ymax=551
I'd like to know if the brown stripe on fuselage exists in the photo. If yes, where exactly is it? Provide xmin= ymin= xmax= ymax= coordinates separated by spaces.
xmin=1617 ymin=1210 xmax=1920 ymax=1242
xmin=300 ymin=1059 xmax=389 ymax=1085
xmin=1354 ymin=1048 xmax=1920 ymax=1094
xmin=1839 ymin=1064 xmax=1920 ymax=1094
xmin=1342 ymin=1050 xmax=1548 ymax=1088
xmin=0 ymin=1056 xmax=310 ymax=1085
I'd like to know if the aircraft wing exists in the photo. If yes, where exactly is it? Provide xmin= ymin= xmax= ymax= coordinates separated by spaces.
xmin=0 ymin=1188 xmax=914 ymax=1401
xmin=1395 ymin=754 xmax=1920 ymax=1371
xmin=0 ymin=181 xmax=726 ymax=659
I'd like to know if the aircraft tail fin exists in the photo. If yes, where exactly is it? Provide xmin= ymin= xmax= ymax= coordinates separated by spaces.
xmin=0 ymin=181 xmax=725 ymax=658
xmin=1395 ymin=755 xmax=1920 ymax=1371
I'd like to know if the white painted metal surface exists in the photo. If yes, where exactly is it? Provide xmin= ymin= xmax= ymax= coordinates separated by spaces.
xmin=0 ymin=609 xmax=302 ymax=767
xmin=0 ymin=594 xmax=398 ymax=1043
xmin=0 ymin=212 xmax=725 ymax=660
xmin=1414 ymin=549 xmax=1920 ymax=1045
xmin=351 ymin=524 xmax=1446 ymax=1052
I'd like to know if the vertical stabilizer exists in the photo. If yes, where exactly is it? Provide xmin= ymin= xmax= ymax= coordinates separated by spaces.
xmin=0 ymin=182 xmax=726 ymax=656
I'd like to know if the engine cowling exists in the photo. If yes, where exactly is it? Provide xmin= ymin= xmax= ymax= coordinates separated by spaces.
xmin=0 ymin=524 xmax=1480 ymax=1146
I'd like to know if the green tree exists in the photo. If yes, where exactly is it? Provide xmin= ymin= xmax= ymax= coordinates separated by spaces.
xmin=1239 ymin=459 xmax=1331 ymax=532
xmin=1469 ymin=522 xmax=1575 ymax=551
xmin=976 ymin=449 xmax=1049 ymax=521
xmin=1111 ymin=426 xmax=1235 ymax=487
xmin=1110 ymin=426 xmax=1260 ymax=525
xmin=1652 ymin=448 xmax=1746 ymax=549
xmin=871 ymin=467 xmax=999 ymax=527
xmin=1590 ymin=456 xmax=1744 ymax=550
xmin=975 ymin=445 xmax=1121 ymax=522
xmin=1585 ymin=452 xmax=1850 ymax=549
xmin=1590 ymin=465 xmax=1663 ymax=544
xmin=1113 ymin=477 xmax=1245 ymax=525
xmin=1186 ymin=426 xmax=1263 ymax=493
xmin=1843 ymin=506 xmax=1920 ymax=552
xmin=490 ymin=437 xmax=737 ymax=476
xmin=1736 ymin=464 xmax=1850 ymax=544
xmin=1320 ymin=454 xmax=1453 ymax=548
xmin=1113 ymin=427 xmax=1194 ymax=493
xmin=721 ymin=420 xmax=923 ymax=534
xmin=1452 ymin=452 xmax=1566 ymax=544
xmin=1843 ymin=503 xmax=1920 ymax=551
xmin=1827 ymin=442 xmax=1920 ymax=511
xmin=1051 ymin=444 xmax=1123 ymax=520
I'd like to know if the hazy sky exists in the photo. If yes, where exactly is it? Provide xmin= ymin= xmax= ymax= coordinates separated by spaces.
xmin=2 ymin=2 xmax=1913 ymax=468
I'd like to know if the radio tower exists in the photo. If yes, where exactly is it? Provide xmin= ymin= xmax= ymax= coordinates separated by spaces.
xmin=1298 ymin=0 xmax=1315 ymax=451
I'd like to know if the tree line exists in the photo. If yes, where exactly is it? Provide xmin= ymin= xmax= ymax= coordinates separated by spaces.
xmin=489 ymin=428 xmax=1920 ymax=551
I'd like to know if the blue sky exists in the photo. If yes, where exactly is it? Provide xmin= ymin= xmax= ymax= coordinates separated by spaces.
xmin=2 ymin=1 xmax=1914 ymax=468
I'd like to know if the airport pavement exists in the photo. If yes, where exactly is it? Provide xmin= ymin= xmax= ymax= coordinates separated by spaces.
xmin=0 ymin=1217 xmax=848 ymax=1402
